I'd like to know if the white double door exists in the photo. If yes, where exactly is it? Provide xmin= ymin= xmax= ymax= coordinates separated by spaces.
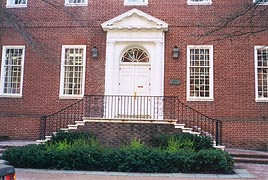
xmin=118 ymin=65 xmax=151 ymax=117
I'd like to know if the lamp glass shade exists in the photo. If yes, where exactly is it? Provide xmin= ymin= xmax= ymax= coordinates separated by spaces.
xmin=92 ymin=46 xmax=98 ymax=59
xmin=172 ymin=46 xmax=179 ymax=59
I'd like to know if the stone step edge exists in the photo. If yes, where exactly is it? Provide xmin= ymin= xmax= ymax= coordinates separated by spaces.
xmin=233 ymin=157 xmax=268 ymax=164
xmin=230 ymin=153 xmax=268 ymax=159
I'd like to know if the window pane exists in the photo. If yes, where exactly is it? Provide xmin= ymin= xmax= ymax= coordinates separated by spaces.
xmin=2 ymin=47 xmax=24 ymax=95
xmin=62 ymin=47 xmax=84 ymax=96
xmin=189 ymin=47 xmax=211 ymax=98
xmin=257 ymin=47 xmax=268 ymax=98
xmin=9 ymin=0 xmax=26 ymax=5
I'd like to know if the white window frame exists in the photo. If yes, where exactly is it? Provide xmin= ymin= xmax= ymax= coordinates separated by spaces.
xmin=0 ymin=46 xmax=25 ymax=98
xmin=124 ymin=0 xmax=148 ymax=6
xmin=187 ymin=0 xmax=212 ymax=5
xmin=187 ymin=45 xmax=214 ymax=101
xmin=6 ymin=0 xmax=27 ymax=8
xmin=253 ymin=0 xmax=268 ymax=5
xmin=64 ymin=0 xmax=88 ymax=6
xmin=59 ymin=45 xmax=86 ymax=99
xmin=255 ymin=46 xmax=268 ymax=102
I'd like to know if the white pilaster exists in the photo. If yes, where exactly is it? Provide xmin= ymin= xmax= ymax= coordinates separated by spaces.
xmin=105 ymin=41 xmax=115 ymax=95
xmin=150 ymin=41 xmax=163 ymax=96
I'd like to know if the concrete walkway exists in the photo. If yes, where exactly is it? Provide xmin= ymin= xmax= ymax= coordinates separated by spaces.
xmin=15 ymin=163 xmax=268 ymax=180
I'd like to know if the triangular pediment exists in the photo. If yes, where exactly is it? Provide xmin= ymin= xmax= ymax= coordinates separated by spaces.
xmin=101 ymin=9 xmax=168 ymax=31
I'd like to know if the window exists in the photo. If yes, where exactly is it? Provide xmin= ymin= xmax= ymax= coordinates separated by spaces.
xmin=65 ymin=0 xmax=88 ymax=6
xmin=255 ymin=46 xmax=268 ymax=102
xmin=253 ymin=0 xmax=268 ymax=5
xmin=187 ymin=45 xmax=214 ymax=101
xmin=6 ymin=0 xmax=27 ymax=8
xmin=0 ymin=46 xmax=25 ymax=97
xmin=121 ymin=48 xmax=149 ymax=63
xmin=60 ymin=45 xmax=86 ymax=99
xmin=124 ymin=0 xmax=148 ymax=6
xmin=187 ymin=0 xmax=212 ymax=5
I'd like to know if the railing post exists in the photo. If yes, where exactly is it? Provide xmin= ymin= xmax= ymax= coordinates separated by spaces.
xmin=216 ymin=121 xmax=219 ymax=146
xmin=40 ymin=116 xmax=47 ymax=140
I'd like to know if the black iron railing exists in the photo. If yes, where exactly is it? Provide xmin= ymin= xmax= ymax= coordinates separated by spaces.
xmin=40 ymin=95 xmax=222 ymax=145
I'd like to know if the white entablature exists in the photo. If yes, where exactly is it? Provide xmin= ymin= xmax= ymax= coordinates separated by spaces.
xmin=101 ymin=8 xmax=168 ymax=31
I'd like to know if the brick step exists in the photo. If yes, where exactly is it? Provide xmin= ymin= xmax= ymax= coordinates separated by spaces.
xmin=226 ymin=148 xmax=268 ymax=164
xmin=231 ymin=152 xmax=268 ymax=159
xmin=233 ymin=157 xmax=268 ymax=164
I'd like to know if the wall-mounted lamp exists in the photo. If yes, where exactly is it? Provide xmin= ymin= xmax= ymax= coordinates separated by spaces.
xmin=91 ymin=46 xmax=98 ymax=59
xmin=172 ymin=46 xmax=180 ymax=59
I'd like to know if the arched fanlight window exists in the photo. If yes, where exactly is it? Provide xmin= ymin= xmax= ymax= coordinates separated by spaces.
xmin=121 ymin=48 xmax=149 ymax=63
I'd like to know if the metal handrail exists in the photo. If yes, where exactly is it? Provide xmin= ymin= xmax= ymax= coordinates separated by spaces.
xmin=40 ymin=95 xmax=222 ymax=145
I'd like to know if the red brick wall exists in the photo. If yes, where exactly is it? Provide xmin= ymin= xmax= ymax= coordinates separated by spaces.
xmin=0 ymin=116 xmax=40 ymax=140
xmin=222 ymin=120 xmax=268 ymax=150
xmin=77 ymin=121 xmax=182 ymax=147
xmin=0 ymin=0 xmax=267 ymax=149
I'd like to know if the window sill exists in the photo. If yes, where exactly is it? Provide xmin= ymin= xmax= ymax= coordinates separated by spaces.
xmin=124 ymin=3 xmax=148 ymax=6
xmin=187 ymin=2 xmax=212 ymax=5
xmin=0 ymin=95 xmax=23 ymax=98
xmin=187 ymin=97 xmax=214 ymax=102
xmin=64 ymin=3 xmax=88 ymax=6
xmin=59 ymin=95 xmax=83 ymax=100
xmin=256 ymin=99 xmax=268 ymax=103
xmin=257 ymin=4 xmax=268 ymax=5
xmin=6 ymin=5 xmax=27 ymax=8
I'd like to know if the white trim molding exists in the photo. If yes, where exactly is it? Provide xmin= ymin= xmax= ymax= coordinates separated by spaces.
xmin=124 ymin=0 xmax=148 ymax=6
xmin=254 ymin=46 xmax=268 ymax=102
xmin=187 ymin=0 xmax=212 ymax=5
xmin=187 ymin=45 xmax=214 ymax=101
xmin=0 ymin=46 xmax=25 ymax=98
xmin=59 ymin=45 xmax=86 ymax=99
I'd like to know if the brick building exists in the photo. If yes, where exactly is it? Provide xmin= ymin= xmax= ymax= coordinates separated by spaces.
xmin=0 ymin=0 xmax=267 ymax=150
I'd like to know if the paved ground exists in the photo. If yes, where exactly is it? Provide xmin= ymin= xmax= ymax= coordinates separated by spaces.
xmin=15 ymin=163 xmax=268 ymax=180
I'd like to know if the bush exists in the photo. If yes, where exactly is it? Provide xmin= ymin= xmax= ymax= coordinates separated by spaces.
xmin=194 ymin=149 xmax=234 ymax=174
xmin=2 ymin=132 xmax=233 ymax=174
xmin=152 ymin=133 xmax=213 ymax=151
xmin=2 ymin=145 xmax=47 ymax=168
xmin=49 ymin=131 xmax=95 ymax=144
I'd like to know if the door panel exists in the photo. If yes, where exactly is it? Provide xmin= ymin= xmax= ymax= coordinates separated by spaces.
xmin=119 ymin=65 xmax=150 ymax=96
xmin=118 ymin=65 xmax=151 ymax=117
xmin=135 ymin=66 xmax=150 ymax=96
xmin=119 ymin=66 xmax=135 ymax=95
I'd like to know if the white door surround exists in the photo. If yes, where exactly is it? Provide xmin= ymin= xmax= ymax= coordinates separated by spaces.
xmin=102 ymin=9 xmax=168 ymax=97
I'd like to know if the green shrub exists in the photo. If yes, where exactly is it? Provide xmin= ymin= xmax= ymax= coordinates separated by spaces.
xmin=166 ymin=137 xmax=195 ymax=152
xmin=121 ymin=138 xmax=145 ymax=150
xmin=152 ymin=133 xmax=213 ymax=151
xmin=49 ymin=131 xmax=95 ymax=144
xmin=2 ymin=144 xmax=47 ymax=168
xmin=194 ymin=149 xmax=234 ymax=174
xmin=2 ymin=132 xmax=233 ymax=174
